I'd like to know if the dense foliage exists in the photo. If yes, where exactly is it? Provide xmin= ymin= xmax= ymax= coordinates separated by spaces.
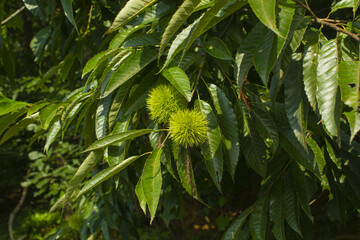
xmin=1 ymin=0 xmax=360 ymax=239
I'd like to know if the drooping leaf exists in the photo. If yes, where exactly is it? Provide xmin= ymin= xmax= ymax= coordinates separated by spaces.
xmin=222 ymin=206 xmax=252 ymax=240
xmin=162 ymin=18 xmax=200 ymax=70
xmin=159 ymin=0 xmax=201 ymax=57
xmin=203 ymin=36 xmax=233 ymax=60
xmin=60 ymin=0 xmax=78 ymax=33
xmin=106 ymin=0 xmax=158 ymax=34
xmin=241 ymin=102 xmax=267 ymax=177
xmin=316 ymin=39 xmax=340 ymax=137
xmin=161 ymin=67 xmax=192 ymax=102
xmin=269 ymin=179 xmax=286 ymax=240
xmin=0 ymin=112 xmax=39 ymax=145
xmin=30 ymin=26 xmax=51 ymax=62
xmin=284 ymin=59 xmax=308 ymax=148
xmin=27 ymin=100 xmax=49 ymax=116
xmin=0 ymin=94 xmax=28 ymax=116
xmin=85 ymin=129 xmax=156 ymax=152
xmin=135 ymin=177 xmax=147 ymax=214
xmin=250 ymin=194 xmax=269 ymax=240
xmin=109 ymin=25 xmax=147 ymax=50
xmin=277 ymin=121 xmax=315 ymax=174
xmin=102 ymin=47 xmax=157 ymax=97
xmin=141 ymin=149 xmax=163 ymax=223
xmin=283 ymin=170 xmax=302 ymax=236
xmin=338 ymin=61 xmax=360 ymax=142
xmin=51 ymin=150 xmax=103 ymax=211
xmin=23 ymin=0 xmax=46 ymax=19
xmin=95 ymin=95 xmax=111 ymax=139
xmin=76 ymin=155 xmax=144 ymax=199
xmin=181 ymin=0 xmax=233 ymax=57
xmin=173 ymin=144 xmax=202 ymax=201
xmin=82 ymin=50 xmax=118 ymax=78
xmin=291 ymin=163 xmax=314 ymax=222
xmin=248 ymin=0 xmax=279 ymax=35
xmin=251 ymin=104 xmax=279 ymax=153
xmin=209 ymin=84 xmax=239 ymax=178
xmin=303 ymin=31 xmax=321 ymax=111
xmin=39 ymin=102 xmax=62 ymax=130
xmin=195 ymin=100 xmax=223 ymax=191
xmin=44 ymin=120 xmax=61 ymax=153
xmin=0 ymin=108 xmax=27 ymax=137
xmin=306 ymin=138 xmax=329 ymax=190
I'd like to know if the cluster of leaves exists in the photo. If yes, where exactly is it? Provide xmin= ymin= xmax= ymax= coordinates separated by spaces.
xmin=2 ymin=0 xmax=360 ymax=239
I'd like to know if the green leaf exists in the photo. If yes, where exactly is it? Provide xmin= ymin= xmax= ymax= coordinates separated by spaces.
xmin=291 ymin=163 xmax=313 ymax=222
xmin=248 ymin=0 xmax=279 ymax=35
xmin=27 ymin=100 xmax=49 ymax=116
xmin=303 ymin=32 xmax=321 ymax=111
xmin=108 ymin=115 xmax=131 ymax=166
xmin=0 ymin=108 xmax=27 ymax=137
xmin=109 ymin=25 xmax=147 ymax=50
xmin=250 ymin=194 xmax=269 ymax=240
xmin=161 ymin=18 xmax=200 ymax=70
xmin=0 ymin=112 xmax=39 ymax=145
xmin=235 ymin=48 xmax=252 ymax=90
xmin=123 ymin=69 xmax=157 ymax=115
xmin=306 ymin=138 xmax=329 ymax=190
xmin=203 ymin=37 xmax=232 ymax=60
xmin=161 ymin=67 xmax=191 ymax=102
xmin=141 ymin=149 xmax=163 ymax=223
xmin=173 ymin=144 xmax=202 ymax=201
xmin=284 ymin=59 xmax=308 ymax=148
xmin=277 ymin=122 xmax=315 ymax=174
xmin=44 ymin=120 xmax=61 ymax=153
xmin=39 ymin=102 xmax=61 ymax=130
xmin=23 ymin=0 xmax=46 ymax=19
xmin=159 ymin=0 xmax=202 ymax=58
xmin=95 ymin=95 xmax=111 ymax=139
xmin=76 ymin=155 xmax=144 ymax=199
xmin=85 ymin=129 xmax=156 ymax=152
xmin=102 ymin=47 xmax=157 ymax=97
xmin=316 ymin=39 xmax=340 ymax=137
xmin=222 ymin=206 xmax=252 ymax=240
xmin=251 ymin=105 xmax=279 ymax=153
xmin=241 ymin=103 xmax=267 ymax=177
xmin=338 ymin=61 xmax=360 ymax=142
xmin=60 ymin=0 xmax=78 ymax=33
xmin=209 ymin=84 xmax=239 ymax=178
xmin=50 ymin=150 xmax=103 ymax=211
xmin=105 ymin=0 xmax=158 ymax=34
xmin=82 ymin=50 xmax=116 ymax=78
xmin=123 ymin=32 xmax=161 ymax=48
xmin=135 ymin=177 xmax=147 ymax=214
xmin=0 ymin=94 xmax=27 ymax=116
xmin=30 ymin=26 xmax=51 ymax=62
xmin=181 ymin=0 xmax=233 ymax=58
xmin=269 ymin=179 xmax=285 ymax=240
xmin=195 ymin=99 xmax=223 ymax=191
xmin=283 ymin=170 xmax=302 ymax=236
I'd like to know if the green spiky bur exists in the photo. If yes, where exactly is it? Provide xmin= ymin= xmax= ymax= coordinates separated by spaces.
xmin=170 ymin=109 xmax=208 ymax=147
xmin=146 ymin=85 xmax=186 ymax=124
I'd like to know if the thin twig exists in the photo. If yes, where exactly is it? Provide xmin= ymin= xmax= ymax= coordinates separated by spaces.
xmin=292 ymin=0 xmax=360 ymax=43
xmin=1 ymin=6 xmax=26 ymax=25
xmin=8 ymin=169 xmax=30 ymax=240
xmin=159 ymin=131 xmax=171 ymax=148
xmin=191 ymin=55 xmax=206 ymax=98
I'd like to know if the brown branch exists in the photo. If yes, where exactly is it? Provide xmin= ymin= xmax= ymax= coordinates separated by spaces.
xmin=1 ymin=6 xmax=26 ymax=25
xmin=8 ymin=169 xmax=30 ymax=240
xmin=292 ymin=0 xmax=360 ymax=43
